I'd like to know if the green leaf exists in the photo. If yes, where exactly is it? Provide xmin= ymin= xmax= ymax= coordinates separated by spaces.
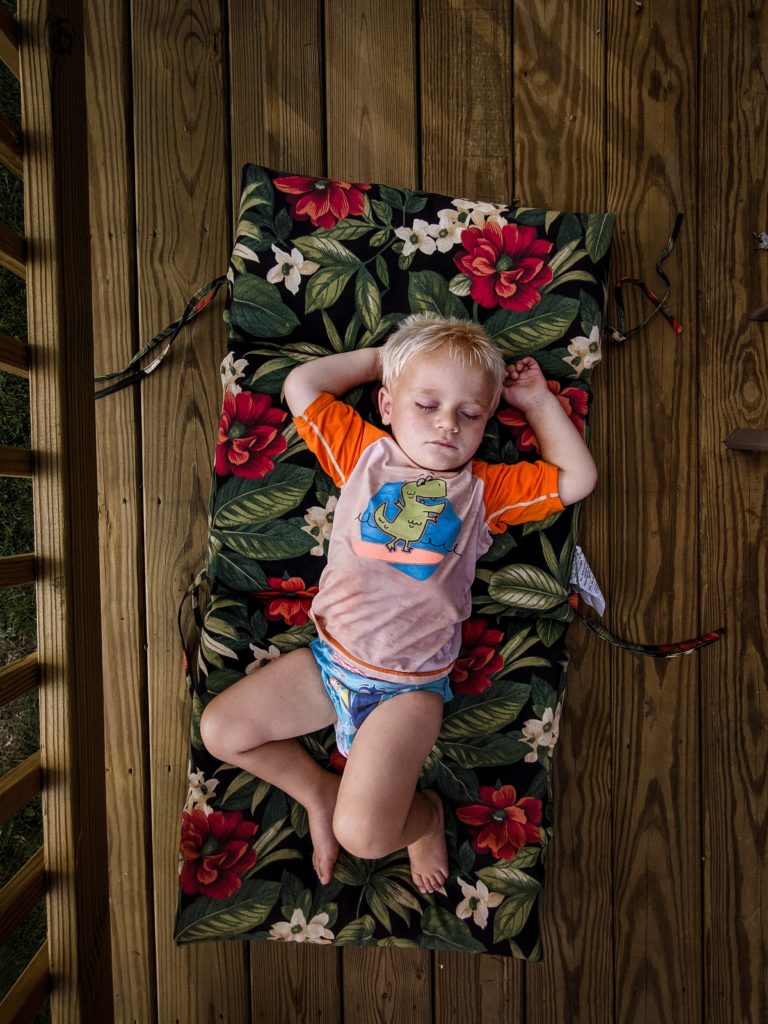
xmin=584 ymin=212 xmax=615 ymax=263
xmin=378 ymin=937 xmax=421 ymax=948
xmin=539 ymin=532 xmax=561 ymax=579
xmin=304 ymin=264 xmax=357 ymax=313
xmin=214 ymin=465 xmax=314 ymax=528
xmin=333 ymin=914 xmax=377 ymax=945
xmin=321 ymin=310 xmax=345 ymax=353
xmin=294 ymin=235 xmax=361 ymax=267
xmin=379 ymin=185 xmax=404 ymax=207
xmin=247 ymin=357 xmax=294 ymax=394
xmin=204 ymin=668 xmax=244 ymax=695
xmin=229 ymin=274 xmax=300 ymax=338
xmin=419 ymin=906 xmax=486 ymax=953
xmin=355 ymin=266 xmax=382 ymax=333
xmin=408 ymin=269 xmax=468 ymax=319
xmin=488 ymin=563 xmax=569 ymax=612
xmin=428 ymin=759 xmax=478 ymax=804
xmin=536 ymin=618 xmax=567 ymax=646
xmin=440 ymin=682 xmax=531 ymax=740
xmin=269 ymin=623 xmax=317 ymax=652
xmin=441 ymin=734 xmax=530 ymax=769
xmin=210 ymin=550 xmax=268 ymax=592
xmin=491 ymin=883 xmax=540 ymax=944
xmin=217 ymin=517 xmax=316 ymax=561
xmin=374 ymin=254 xmax=389 ymax=288
xmin=477 ymin=862 xmax=543 ymax=898
xmin=483 ymin=295 xmax=580 ymax=357
xmin=175 ymin=879 xmax=281 ymax=941
xmin=218 ymin=770 xmax=258 ymax=810
xmin=448 ymin=272 xmax=472 ymax=297
xmin=477 ymin=530 xmax=517 ymax=564
xmin=314 ymin=219 xmax=375 ymax=241
xmin=556 ymin=212 xmax=583 ymax=249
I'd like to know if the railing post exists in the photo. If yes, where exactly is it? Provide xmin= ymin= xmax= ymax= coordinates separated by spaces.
xmin=18 ymin=1 xmax=114 ymax=1019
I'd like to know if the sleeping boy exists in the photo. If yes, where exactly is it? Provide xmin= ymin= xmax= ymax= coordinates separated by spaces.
xmin=200 ymin=313 xmax=597 ymax=894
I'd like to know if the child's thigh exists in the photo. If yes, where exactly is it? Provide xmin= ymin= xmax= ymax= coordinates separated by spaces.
xmin=337 ymin=690 xmax=444 ymax=819
xmin=202 ymin=647 xmax=334 ymax=745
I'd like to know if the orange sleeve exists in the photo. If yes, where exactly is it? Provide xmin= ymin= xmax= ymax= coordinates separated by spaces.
xmin=473 ymin=459 xmax=565 ymax=533
xmin=294 ymin=392 xmax=387 ymax=486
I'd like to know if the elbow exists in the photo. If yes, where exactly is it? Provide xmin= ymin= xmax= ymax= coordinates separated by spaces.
xmin=559 ymin=464 xmax=597 ymax=506
xmin=283 ymin=365 xmax=305 ymax=416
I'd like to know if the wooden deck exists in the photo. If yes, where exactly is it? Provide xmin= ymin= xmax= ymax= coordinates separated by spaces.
xmin=15 ymin=0 xmax=768 ymax=1021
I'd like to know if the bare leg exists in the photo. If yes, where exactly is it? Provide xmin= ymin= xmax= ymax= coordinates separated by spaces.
xmin=199 ymin=648 xmax=340 ymax=883
xmin=332 ymin=690 xmax=448 ymax=894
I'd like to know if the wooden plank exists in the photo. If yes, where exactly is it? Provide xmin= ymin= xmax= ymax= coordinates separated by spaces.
xmin=0 ymin=219 xmax=26 ymax=278
xmin=130 ymin=2 xmax=248 ymax=1020
xmin=0 ymin=330 xmax=29 ymax=376
xmin=0 ymin=847 xmax=45 ymax=945
xmin=325 ymin=0 xmax=417 ymax=187
xmin=226 ymin=5 xmax=339 ymax=1012
xmin=0 ymin=942 xmax=50 ymax=1024
xmin=604 ymin=3 xmax=701 ymax=1022
xmin=228 ymin=0 xmax=324 ymax=190
xmin=512 ymin=4 xmax=613 ymax=1021
xmin=421 ymin=0 xmax=512 ymax=201
xmin=0 ymin=652 xmax=38 ymax=707
xmin=0 ymin=109 xmax=23 ymax=177
xmin=0 ymin=2 xmax=20 ymax=79
xmin=434 ymin=950 xmax=521 ymax=1023
xmin=18 ymin=1 xmax=114 ymax=1020
xmin=249 ymin=944 xmax=340 ymax=1024
xmin=0 ymin=552 xmax=35 ymax=588
xmin=83 ymin=0 xmax=156 ymax=1020
xmin=324 ymin=1 xmax=426 ymax=1016
xmin=342 ymin=948 xmax=431 ymax=1024
xmin=699 ymin=3 xmax=768 ymax=1022
xmin=0 ymin=750 xmax=41 ymax=826
xmin=0 ymin=443 xmax=33 ymax=477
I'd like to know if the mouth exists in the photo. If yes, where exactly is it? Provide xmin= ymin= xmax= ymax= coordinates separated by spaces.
xmin=430 ymin=441 xmax=457 ymax=449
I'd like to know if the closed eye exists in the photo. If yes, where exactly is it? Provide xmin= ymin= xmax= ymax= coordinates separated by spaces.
xmin=415 ymin=403 xmax=437 ymax=411
xmin=461 ymin=412 xmax=482 ymax=421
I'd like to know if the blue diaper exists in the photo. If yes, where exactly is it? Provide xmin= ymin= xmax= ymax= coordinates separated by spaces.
xmin=309 ymin=638 xmax=452 ymax=757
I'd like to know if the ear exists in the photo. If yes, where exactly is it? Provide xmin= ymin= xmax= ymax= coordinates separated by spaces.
xmin=378 ymin=385 xmax=393 ymax=425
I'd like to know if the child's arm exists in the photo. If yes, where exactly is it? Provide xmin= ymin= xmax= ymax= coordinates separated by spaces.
xmin=284 ymin=348 xmax=382 ymax=418
xmin=501 ymin=357 xmax=597 ymax=506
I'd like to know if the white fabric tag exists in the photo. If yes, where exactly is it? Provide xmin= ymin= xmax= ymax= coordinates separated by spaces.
xmin=569 ymin=546 xmax=606 ymax=616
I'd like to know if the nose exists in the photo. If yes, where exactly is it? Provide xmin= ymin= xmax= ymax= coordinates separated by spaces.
xmin=436 ymin=409 xmax=459 ymax=433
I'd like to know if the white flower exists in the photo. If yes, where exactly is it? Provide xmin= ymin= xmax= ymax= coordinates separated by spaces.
xmin=266 ymin=245 xmax=319 ymax=295
xmin=184 ymin=769 xmax=220 ymax=815
xmin=245 ymin=643 xmax=281 ymax=674
xmin=231 ymin=241 xmax=261 ymax=264
xmin=301 ymin=495 xmax=337 ymax=556
xmin=456 ymin=877 xmax=503 ymax=928
xmin=219 ymin=351 xmax=249 ymax=395
xmin=451 ymin=198 xmax=508 ymax=228
xmin=564 ymin=325 xmax=602 ymax=376
xmin=427 ymin=211 xmax=464 ymax=252
xmin=269 ymin=908 xmax=334 ymax=944
xmin=394 ymin=219 xmax=436 ymax=256
xmin=522 ymin=703 xmax=562 ymax=763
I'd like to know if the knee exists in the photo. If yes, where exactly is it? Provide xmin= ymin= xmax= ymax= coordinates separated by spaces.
xmin=333 ymin=806 xmax=394 ymax=861
xmin=199 ymin=699 xmax=239 ymax=762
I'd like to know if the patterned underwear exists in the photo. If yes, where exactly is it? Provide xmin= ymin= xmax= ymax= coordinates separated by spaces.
xmin=308 ymin=637 xmax=453 ymax=757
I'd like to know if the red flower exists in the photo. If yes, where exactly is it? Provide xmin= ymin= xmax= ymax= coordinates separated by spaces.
xmin=329 ymin=748 xmax=348 ymax=774
xmin=179 ymin=809 xmax=258 ymax=899
xmin=497 ymin=380 xmax=589 ymax=452
xmin=274 ymin=176 xmax=371 ymax=228
xmin=453 ymin=221 xmax=553 ymax=310
xmin=456 ymin=785 xmax=542 ymax=860
xmin=450 ymin=617 xmax=504 ymax=695
xmin=215 ymin=391 xmax=287 ymax=479
xmin=257 ymin=576 xmax=318 ymax=626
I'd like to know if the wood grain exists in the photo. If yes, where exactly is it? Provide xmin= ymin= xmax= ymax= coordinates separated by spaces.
xmin=342 ymin=947 xmax=431 ymax=1024
xmin=18 ymin=1 xmax=113 ymax=1018
xmin=605 ymin=3 xmax=701 ymax=1022
xmin=699 ymin=2 xmax=768 ymax=1022
xmin=229 ymin=0 xmax=324 ymax=193
xmin=250 ymin=944 xmax=341 ymax=1024
xmin=421 ymin=0 xmax=512 ymax=202
xmin=326 ymin=0 xmax=418 ymax=188
xmin=131 ymin=1 xmax=248 ymax=1020
xmin=84 ymin=0 xmax=157 ymax=1019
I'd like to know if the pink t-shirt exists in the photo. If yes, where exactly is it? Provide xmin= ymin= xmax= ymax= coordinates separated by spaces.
xmin=295 ymin=392 xmax=564 ymax=683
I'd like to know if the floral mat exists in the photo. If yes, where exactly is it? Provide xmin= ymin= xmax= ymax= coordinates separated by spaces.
xmin=173 ymin=164 xmax=614 ymax=958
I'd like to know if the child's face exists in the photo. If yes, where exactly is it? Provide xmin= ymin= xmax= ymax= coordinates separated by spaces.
xmin=378 ymin=349 xmax=497 ymax=471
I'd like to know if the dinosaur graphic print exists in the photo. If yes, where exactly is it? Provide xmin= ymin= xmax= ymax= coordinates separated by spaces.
xmin=356 ymin=474 xmax=462 ymax=580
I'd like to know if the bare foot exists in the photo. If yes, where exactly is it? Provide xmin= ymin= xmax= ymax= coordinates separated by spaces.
xmin=306 ymin=775 xmax=341 ymax=885
xmin=407 ymin=789 xmax=448 ymax=895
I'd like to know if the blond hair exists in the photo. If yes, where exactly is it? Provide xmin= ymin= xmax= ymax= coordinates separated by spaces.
xmin=380 ymin=313 xmax=506 ymax=401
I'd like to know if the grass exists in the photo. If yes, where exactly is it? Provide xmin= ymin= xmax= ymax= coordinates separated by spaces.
xmin=0 ymin=3 xmax=50 ymax=1016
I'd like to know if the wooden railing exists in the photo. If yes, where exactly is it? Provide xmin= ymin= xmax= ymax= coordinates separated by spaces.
xmin=1 ymin=2 xmax=114 ymax=1020
xmin=0 ymin=8 xmax=50 ymax=1023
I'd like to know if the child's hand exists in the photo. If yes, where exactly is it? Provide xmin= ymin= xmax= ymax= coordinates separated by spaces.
xmin=500 ymin=358 xmax=552 ymax=412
